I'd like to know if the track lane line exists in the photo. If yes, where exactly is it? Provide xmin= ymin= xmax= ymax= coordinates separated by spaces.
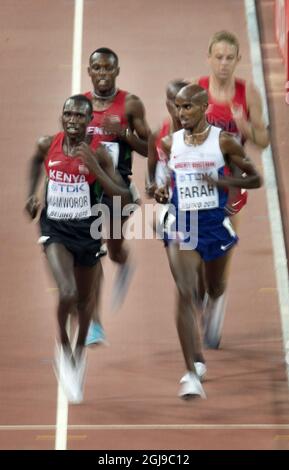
xmin=244 ymin=0 xmax=289 ymax=385
xmin=54 ymin=0 xmax=84 ymax=451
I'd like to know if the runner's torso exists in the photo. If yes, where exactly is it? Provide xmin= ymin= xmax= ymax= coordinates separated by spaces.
xmin=169 ymin=126 xmax=227 ymax=226
xmin=198 ymin=76 xmax=249 ymax=140
xmin=42 ymin=132 xmax=102 ymax=240
xmin=85 ymin=89 xmax=132 ymax=183
xmin=198 ymin=76 xmax=248 ymax=214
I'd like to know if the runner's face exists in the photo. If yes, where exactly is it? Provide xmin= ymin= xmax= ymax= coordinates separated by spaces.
xmin=175 ymin=95 xmax=203 ymax=130
xmin=62 ymin=100 xmax=91 ymax=139
xmin=88 ymin=53 xmax=119 ymax=94
xmin=208 ymin=41 xmax=240 ymax=81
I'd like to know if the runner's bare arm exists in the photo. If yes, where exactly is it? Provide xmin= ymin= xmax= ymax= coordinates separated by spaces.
xmin=25 ymin=135 xmax=53 ymax=219
xmin=232 ymin=82 xmax=269 ymax=148
xmin=146 ymin=129 xmax=160 ymax=196
xmin=125 ymin=95 xmax=151 ymax=156
xmin=76 ymin=143 xmax=132 ymax=206
xmin=154 ymin=135 xmax=172 ymax=204
xmin=95 ymin=144 xmax=131 ymax=189
xmin=210 ymin=132 xmax=262 ymax=189
xmin=161 ymin=134 xmax=172 ymax=158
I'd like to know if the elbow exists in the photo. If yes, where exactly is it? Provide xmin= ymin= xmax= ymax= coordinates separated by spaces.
xmin=254 ymin=174 xmax=263 ymax=188
xmin=245 ymin=174 xmax=263 ymax=189
xmin=260 ymin=138 xmax=270 ymax=149
xmin=143 ymin=143 xmax=149 ymax=157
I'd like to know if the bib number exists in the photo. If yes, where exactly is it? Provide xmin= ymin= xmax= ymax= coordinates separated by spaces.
xmin=47 ymin=180 xmax=91 ymax=220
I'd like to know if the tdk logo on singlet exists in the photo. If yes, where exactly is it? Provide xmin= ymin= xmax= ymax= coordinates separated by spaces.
xmin=50 ymin=183 xmax=87 ymax=193
xmin=178 ymin=172 xmax=213 ymax=182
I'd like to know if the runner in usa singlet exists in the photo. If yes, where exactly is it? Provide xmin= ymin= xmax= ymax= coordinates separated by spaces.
xmin=198 ymin=76 xmax=248 ymax=215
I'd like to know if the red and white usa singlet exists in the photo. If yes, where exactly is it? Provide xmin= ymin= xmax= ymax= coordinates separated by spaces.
xmin=198 ymin=76 xmax=249 ymax=215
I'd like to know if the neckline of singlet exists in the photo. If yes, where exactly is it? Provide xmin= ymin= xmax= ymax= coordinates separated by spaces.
xmin=183 ymin=125 xmax=212 ymax=146
xmin=207 ymin=77 xmax=237 ymax=106
xmin=91 ymin=89 xmax=119 ymax=113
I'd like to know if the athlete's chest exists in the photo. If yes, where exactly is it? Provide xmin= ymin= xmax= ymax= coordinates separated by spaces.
xmin=45 ymin=151 xmax=94 ymax=184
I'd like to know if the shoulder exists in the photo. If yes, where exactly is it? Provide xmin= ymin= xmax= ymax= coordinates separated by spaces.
xmin=245 ymin=80 xmax=262 ymax=107
xmin=161 ymin=134 xmax=173 ymax=151
xmin=37 ymin=135 xmax=53 ymax=153
xmin=195 ymin=76 xmax=209 ymax=88
xmin=219 ymin=130 xmax=243 ymax=153
xmin=125 ymin=93 xmax=146 ymax=115
xmin=219 ymin=130 xmax=232 ymax=140
xmin=219 ymin=130 xmax=238 ymax=144
xmin=125 ymin=93 xmax=144 ymax=105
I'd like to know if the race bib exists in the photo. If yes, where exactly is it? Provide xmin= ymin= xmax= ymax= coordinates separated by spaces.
xmin=101 ymin=141 xmax=119 ymax=168
xmin=175 ymin=168 xmax=219 ymax=211
xmin=47 ymin=180 xmax=91 ymax=220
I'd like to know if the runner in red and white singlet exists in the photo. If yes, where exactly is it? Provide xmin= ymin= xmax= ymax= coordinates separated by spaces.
xmin=195 ymin=31 xmax=269 ymax=216
xmin=198 ymin=75 xmax=249 ymax=215
xmin=191 ymin=31 xmax=269 ymax=348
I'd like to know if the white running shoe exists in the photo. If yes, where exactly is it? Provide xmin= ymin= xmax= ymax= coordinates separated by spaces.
xmin=194 ymin=362 xmax=207 ymax=381
xmin=111 ymin=259 xmax=135 ymax=311
xmin=54 ymin=346 xmax=87 ymax=404
xmin=178 ymin=372 xmax=206 ymax=400
xmin=71 ymin=351 xmax=87 ymax=404
xmin=54 ymin=346 xmax=75 ymax=400
xmin=180 ymin=362 xmax=207 ymax=384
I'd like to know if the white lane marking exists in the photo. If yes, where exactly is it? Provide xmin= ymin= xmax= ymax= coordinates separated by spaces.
xmin=244 ymin=0 xmax=289 ymax=385
xmin=55 ymin=378 xmax=69 ymax=450
xmin=1 ymin=424 xmax=289 ymax=431
xmin=55 ymin=0 xmax=84 ymax=450
xmin=71 ymin=0 xmax=84 ymax=95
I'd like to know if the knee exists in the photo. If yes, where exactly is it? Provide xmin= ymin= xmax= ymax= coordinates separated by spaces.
xmin=59 ymin=286 xmax=78 ymax=306
xmin=77 ymin=296 xmax=93 ymax=314
xmin=176 ymin=284 xmax=194 ymax=305
xmin=109 ymin=250 xmax=123 ymax=263
xmin=108 ymin=244 xmax=126 ymax=264
xmin=207 ymin=281 xmax=226 ymax=299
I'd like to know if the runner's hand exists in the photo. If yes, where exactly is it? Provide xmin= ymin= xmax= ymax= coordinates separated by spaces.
xmin=101 ymin=115 xmax=124 ymax=137
xmin=230 ymin=103 xmax=247 ymax=132
xmin=25 ymin=195 xmax=40 ymax=219
xmin=155 ymin=186 xmax=169 ymax=204
xmin=230 ymin=104 xmax=244 ymax=120
xmin=203 ymin=173 xmax=229 ymax=189
xmin=145 ymin=180 xmax=157 ymax=198
xmin=75 ymin=142 xmax=100 ymax=173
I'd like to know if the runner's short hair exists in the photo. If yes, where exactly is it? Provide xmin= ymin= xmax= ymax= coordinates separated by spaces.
xmin=89 ymin=47 xmax=119 ymax=66
xmin=208 ymin=30 xmax=240 ymax=55
xmin=63 ymin=94 xmax=93 ymax=115
xmin=166 ymin=79 xmax=191 ymax=97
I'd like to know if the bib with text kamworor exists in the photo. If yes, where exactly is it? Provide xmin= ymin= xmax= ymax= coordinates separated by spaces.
xmin=47 ymin=180 xmax=91 ymax=220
